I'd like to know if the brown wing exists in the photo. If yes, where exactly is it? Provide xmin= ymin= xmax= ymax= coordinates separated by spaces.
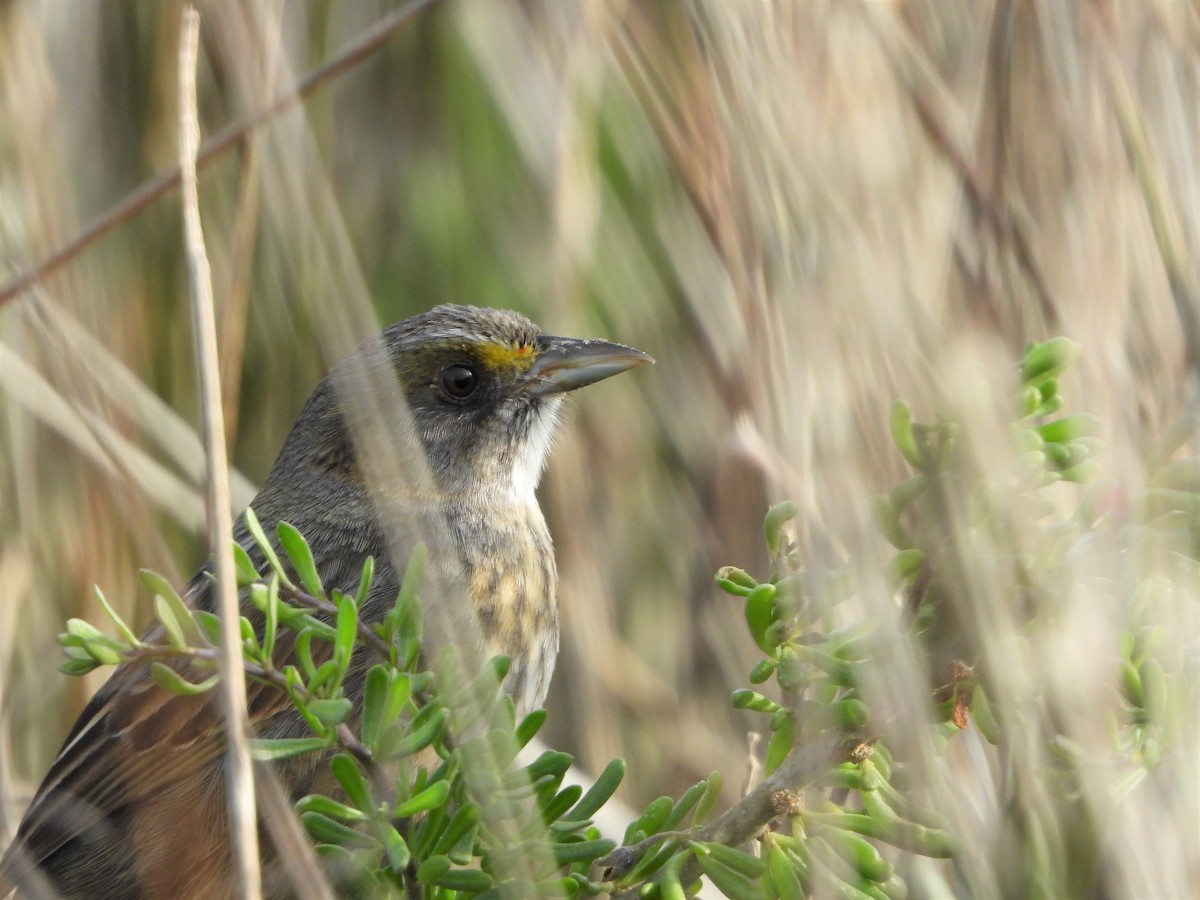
xmin=1 ymin=628 xmax=300 ymax=898
xmin=2 ymin=541 xmax=382 ymax=898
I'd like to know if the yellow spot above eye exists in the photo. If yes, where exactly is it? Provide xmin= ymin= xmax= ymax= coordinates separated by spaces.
xmin=477 ymin=339 xmax=538 ymax=372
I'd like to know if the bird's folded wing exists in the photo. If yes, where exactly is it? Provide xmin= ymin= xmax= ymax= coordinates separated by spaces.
xmin=7 ymin=648 xmax=295 ymax=872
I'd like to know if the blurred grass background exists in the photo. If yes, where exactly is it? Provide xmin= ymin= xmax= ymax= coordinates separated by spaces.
xmin=1 ymin=1 xmax=1198 ymax=895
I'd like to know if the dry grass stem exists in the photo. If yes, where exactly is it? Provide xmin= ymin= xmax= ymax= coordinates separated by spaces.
xmin=178 ymin=8 xmax=260 ymax=897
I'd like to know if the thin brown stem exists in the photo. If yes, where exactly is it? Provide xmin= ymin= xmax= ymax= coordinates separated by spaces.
xmin=179 ymin=8 xmax=261 ymax=896
xmin=277 ymin=583 xmax=396 ymax=661
xmin=608 ymin=735 xmax=839 ymax=898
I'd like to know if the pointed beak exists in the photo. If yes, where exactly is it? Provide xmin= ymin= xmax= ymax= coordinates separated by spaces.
xmin=525 ymin=336 xmax=654 ymax=396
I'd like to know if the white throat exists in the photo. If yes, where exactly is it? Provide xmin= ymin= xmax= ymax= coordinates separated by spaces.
xmin=512 ymin=398 xmax=563 ymax=504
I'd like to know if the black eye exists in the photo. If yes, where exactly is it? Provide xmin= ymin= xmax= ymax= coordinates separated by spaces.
xmin=441 ymin=364 xmax=478 ymax=399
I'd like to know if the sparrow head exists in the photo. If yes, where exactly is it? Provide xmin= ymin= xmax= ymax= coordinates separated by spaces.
xmin=382 ymin=305 xmax=652 ymax=500
xmin=266 ymin=305 xmax=652 ymax=504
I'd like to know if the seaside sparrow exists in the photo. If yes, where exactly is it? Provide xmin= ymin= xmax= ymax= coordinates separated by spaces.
xmin=1 ymin=304 xmax=651 ymax=899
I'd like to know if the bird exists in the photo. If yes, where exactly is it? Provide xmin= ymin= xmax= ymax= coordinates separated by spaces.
xmin=0 ymin=304 xmax=652 ymax=899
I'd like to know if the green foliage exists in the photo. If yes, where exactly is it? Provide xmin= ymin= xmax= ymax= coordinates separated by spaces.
xmin=54 ymin=337 xmax=1198 ymax=896
xmin=59 ymin=519 xmax=626 ymax=897
xmin=52 ymin=430 xmax=954 ymax=899
xmin=878 ymin=339 xmax=1191 ymax=783
xmin=710 ymin=496 xmax=956 ymax=898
